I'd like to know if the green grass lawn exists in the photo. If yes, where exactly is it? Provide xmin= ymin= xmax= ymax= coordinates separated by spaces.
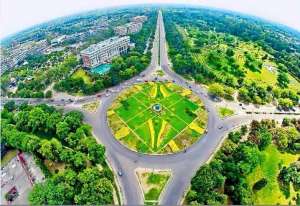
xmin=108 ymin=82 xmax=207 ymax=154
xmin=246 ymin=145 xmax=299 ymax=205
xmin=218 ymin=107 xmax=234 ymax=118
xmin=72 ymin=68 xmax=92 ymax=84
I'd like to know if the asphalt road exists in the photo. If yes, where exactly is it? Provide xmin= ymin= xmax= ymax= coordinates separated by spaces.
xmin=2 ymin=10 xmax=299 ymax=205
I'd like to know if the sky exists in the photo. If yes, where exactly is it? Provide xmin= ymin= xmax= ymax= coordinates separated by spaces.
xmin=1 ymin=0 xmax=300 ymax=39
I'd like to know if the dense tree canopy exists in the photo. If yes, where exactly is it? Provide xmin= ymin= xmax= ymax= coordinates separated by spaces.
xmin=1 ymin=102 xmax=114 ymax=205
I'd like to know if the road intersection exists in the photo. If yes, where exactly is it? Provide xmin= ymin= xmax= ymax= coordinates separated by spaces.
xmin=2 ymin=10 xmax=299 ymax=205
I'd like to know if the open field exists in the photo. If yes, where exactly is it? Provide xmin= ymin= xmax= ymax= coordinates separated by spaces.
xmin=184 ymin=26 xmax=300 ymax=96
xmin=246 ymin=145 xmax=300 ymax=204
xmin=107 ymin=82 xmax=207 ymax=154
xmin=136 ymin=169 xmax=171 ymax=205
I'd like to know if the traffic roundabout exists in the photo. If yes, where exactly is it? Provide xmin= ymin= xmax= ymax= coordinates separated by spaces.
xmin=107 ymin=82 xmax=208 ymax=154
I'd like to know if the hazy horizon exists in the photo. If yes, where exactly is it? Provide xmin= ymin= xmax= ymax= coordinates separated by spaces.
xmin=1 ymin=0 xmax=300 ymax=40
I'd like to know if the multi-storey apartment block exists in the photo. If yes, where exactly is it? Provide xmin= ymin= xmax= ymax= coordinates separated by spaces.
xmin=114 ymin=22 xmax=143 ymax=36
xmin=80 ymin=36 xmax=130 ymax=68
xmin=132 ymin=15 xmax=148 ymax=23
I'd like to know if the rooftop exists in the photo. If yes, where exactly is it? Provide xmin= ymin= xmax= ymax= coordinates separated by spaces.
xmin=81 ymin=36 xmax=129 ymax=55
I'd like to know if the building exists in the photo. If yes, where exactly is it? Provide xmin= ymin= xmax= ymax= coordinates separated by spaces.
xmin=114 ymin=26 xmax=128 ymax=36
xmin=132 ymin=15 xmax=148 ymax=23
xmin=80 ymin=36 xmax=130 ymax=68
xmin=114 ymin=22 xmax=143 ymax=36
xmin=1 ymin=40 xmax=48 ymax=73
xmin=51 ymin=35 xmax=67 ymax=46
xmin=127 ymin=22 xmax=143 ymax=34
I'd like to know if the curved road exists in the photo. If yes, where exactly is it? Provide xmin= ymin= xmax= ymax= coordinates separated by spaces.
xmin=82 ymin=11 xmax=299 ymax=205
xmin=2 ymin=10 xmax=299 ymax=205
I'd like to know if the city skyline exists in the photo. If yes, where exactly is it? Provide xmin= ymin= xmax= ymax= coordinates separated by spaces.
xmin=1 ymin=0 xmax=300 ymax=39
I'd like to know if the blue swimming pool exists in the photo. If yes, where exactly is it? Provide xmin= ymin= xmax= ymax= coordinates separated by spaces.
xmin=90 ymin=64 xmax=111 ymax=75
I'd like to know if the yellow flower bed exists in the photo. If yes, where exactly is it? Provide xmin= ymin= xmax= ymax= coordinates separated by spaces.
xmin=181 ymin=89 xmax=192 ymax=96
xmin=160 ymin=85 xmax=169 ymax=98
xmin=148 ymin=119 xmax=155 ymax=148
xmin=168 ymin=140 xmax=179 ymax=152
xmin=189 ymin=122 xmax=204 ymax=134
xmin=157 ymin=120 xmax=167 ymax=147
xmin=150 ymin=84 xmax=157 ymax=98
xmin=166 ymin=82 xmax=173 ymax=88
xmin=115 ymin=127 xmax=130 ymax=139
xmin=107 ymin=110 xmax=115 ymax=116
xmin=134 ymin=85 xmax=143 ymax=91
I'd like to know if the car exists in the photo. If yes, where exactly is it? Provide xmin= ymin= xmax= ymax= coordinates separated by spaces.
xmin=97 ymin=94 xmax=102 ymax=97
xmin=172 ymin=80 xmax=175 ymax=83
xmin=242 ymin=107 xmax=246 ymax=110
xmin=188 ymin=85 xmax=192 ymax=89
xmin=218 ymin=126 xmax=223 ymax=130
xmin=239 ymin=103 xmax=243 ymax=106
xmin=118 ymin=170 xmax=123 ymax=176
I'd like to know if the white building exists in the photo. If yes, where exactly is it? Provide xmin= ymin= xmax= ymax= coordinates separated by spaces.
xmin=80 ymin=36 xmax=130 ymax=68
xmin=114 ymin=22 xmax=143 ymax=36
xmin=132 ymin=15 xmax=148 ymax=23
xmin=51 ymin=35 xmax=67 ymax=46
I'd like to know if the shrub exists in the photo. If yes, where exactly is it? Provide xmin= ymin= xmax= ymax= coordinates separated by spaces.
xmin=253 ymin=178 xmax=268 ymax=191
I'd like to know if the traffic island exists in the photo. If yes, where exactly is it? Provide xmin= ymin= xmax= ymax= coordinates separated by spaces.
xmin=107 ymin=82 xmax=208 ymax=154
xmin=136 ymin=168 xmax=171 ymax=205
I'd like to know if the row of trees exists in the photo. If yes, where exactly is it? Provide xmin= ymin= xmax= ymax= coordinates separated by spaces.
xmin=130 ymin=11 xmax=157 ymax=53
xmin=1 ymin=102 xmax=114 ymax=204
xmin=186 ymin=119 xmax=300 ymax=204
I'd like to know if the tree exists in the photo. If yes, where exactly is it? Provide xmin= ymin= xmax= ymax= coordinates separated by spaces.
xmin=71 ymin=152 xmax=86 ymax=169
xmin=29 ymin=177 xmax=74 ymax=205
xmin=46 ymin=112 xmax=62 ymax=135
xmin=278 ymin=98 xmax=294 ymax=109
xmin=190 ymin=164 xmax=225 ymax=204
xmin=64 ymin=111 xmax=83 ymax=131
xmin=74 ymin=178 xmax=113 ymax=205
xmin=28 ymin=107 xmax=48 ymax=133
xmin=277 ymin=72 xmax=289 ymax=88
xmin=252 ymin=178 xmax=268 ymax=191
xmin=274 ymin=128 xmax=289 ymax=150
xmin=56 ymin=121 xmax=70 ymax=140
xmin=45 ymin=90 xmax=53 ymax=98
xmin=208 ymin=83 xmax=224 ymax=98
xmin=257 ymin=130 xmax=272 ymax=150
xmin=235 ymin=144 xmax=261 ymax=175
xmin=4 ymin=101 xmax=16 ymax=112
xmin=14 ymin=111 xmax=30 ymax=131
xmin=39 ymin=139 xmax=55 ymax=160
xmin=75 ymin=168 xmax=113 ymax=204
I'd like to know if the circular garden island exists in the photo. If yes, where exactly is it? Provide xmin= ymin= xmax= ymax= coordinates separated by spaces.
xmin=107 ymin=82 xmax=208 ymax=154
